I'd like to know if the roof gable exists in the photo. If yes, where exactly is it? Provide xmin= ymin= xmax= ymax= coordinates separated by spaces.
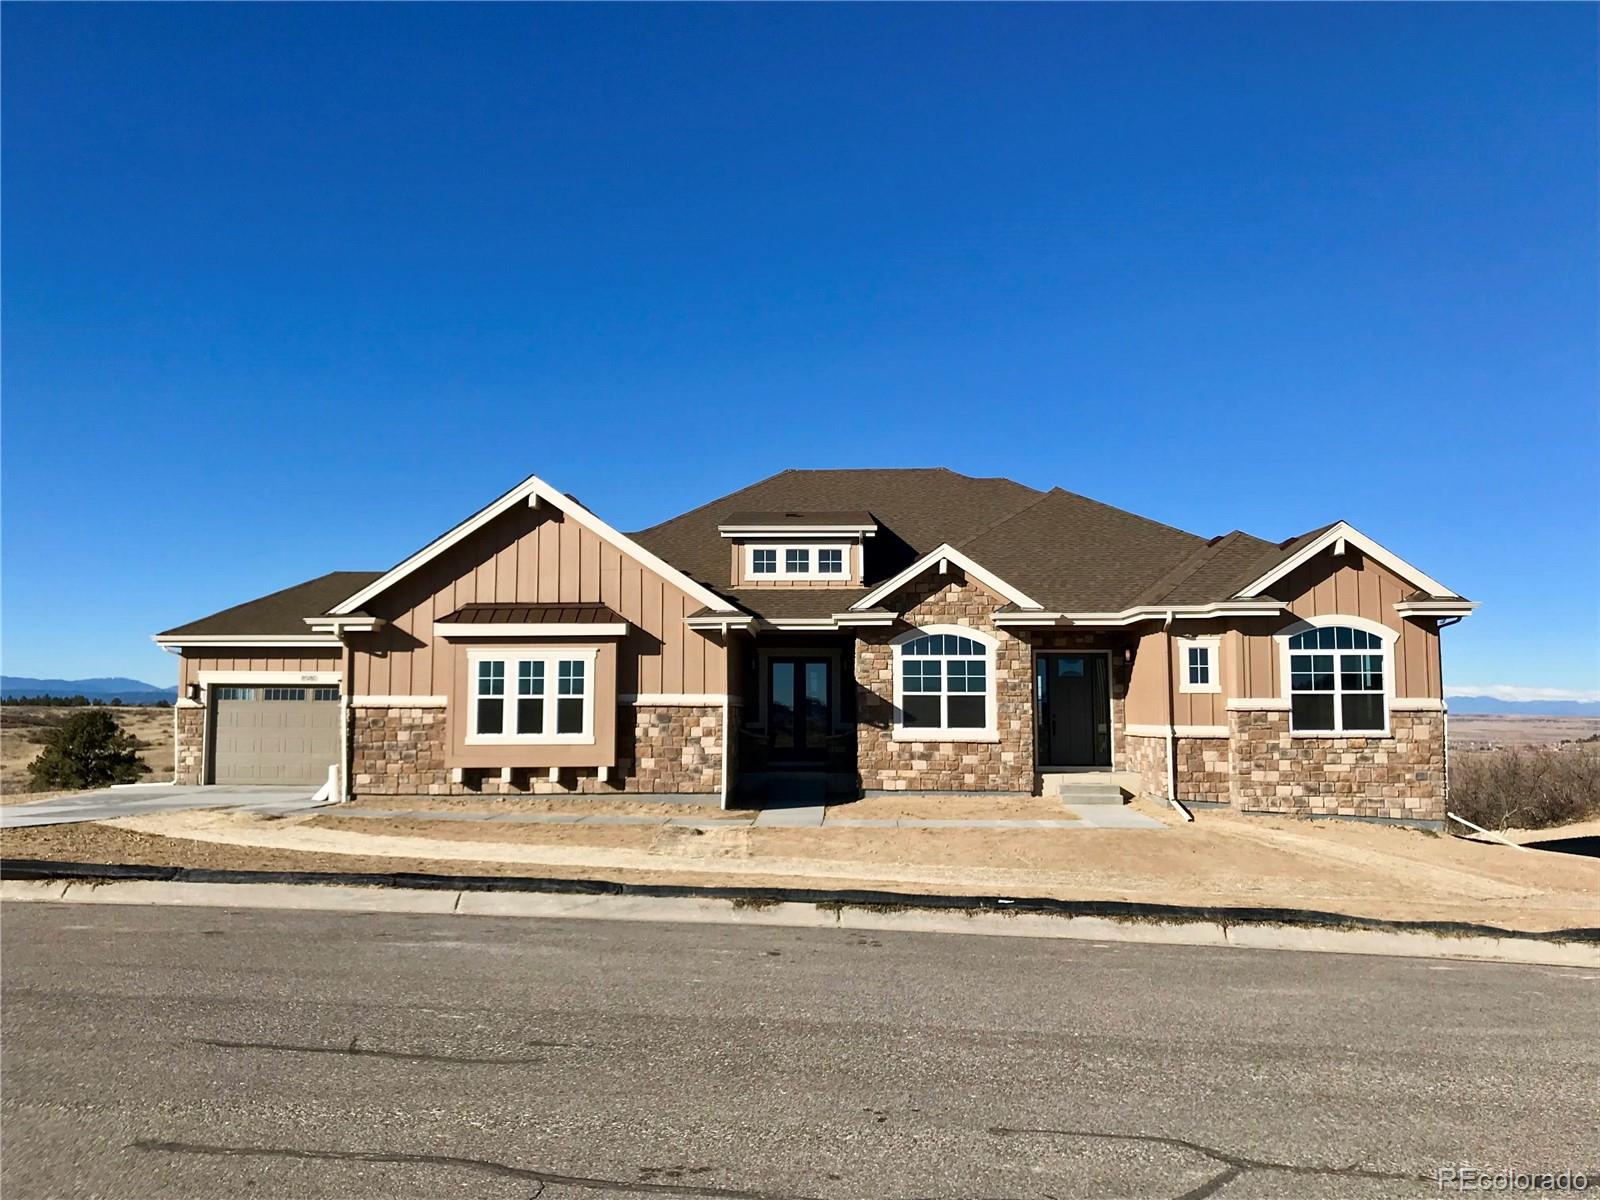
xmin=1233 ymin=522 xmax=1462 ymax=600
xmin=328 ymin=475 xmax=736 ymax=617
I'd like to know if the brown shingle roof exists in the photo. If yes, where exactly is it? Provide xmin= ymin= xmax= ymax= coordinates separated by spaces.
xmin=437 ymin=603 xmax=625 ymax=626
xmin=158 ymin=571 xmax=381 ymax=638
xmin=631 ymin=469 xmax=1045 ymax=617
xmin=953 ymin=489 xmax=1207 ymax=612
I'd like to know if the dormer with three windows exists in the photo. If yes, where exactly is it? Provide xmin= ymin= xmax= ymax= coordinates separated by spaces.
xmin=718 ymin=512 xmax=877 ymax=587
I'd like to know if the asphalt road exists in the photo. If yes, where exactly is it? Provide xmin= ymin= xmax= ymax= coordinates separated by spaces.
xmin=2 ymin=904 xmax=1595 ymax=1200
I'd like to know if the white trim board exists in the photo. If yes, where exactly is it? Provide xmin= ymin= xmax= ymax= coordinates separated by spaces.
xmin=1226 ymin=698 xmax=1292 ymax=711
xmin=1235 ymin=522 xmax=1460 ymax=600
xmin=992 ymin=601 xmax=1282 ymax=629
xmin=620 ymin=693 xmax=731 ymax=706
xmin=155 ymin=635 xmax=340 ymax=650
xmin=850 ymin=544 xmax=1043 ymax=613
xmin=328 ymin=474 xmax=737 ymax=617
xmin=197 ymin=670 xmax=343 ymax=685
xmin=350 ymin=695 xmax=448 ymax=708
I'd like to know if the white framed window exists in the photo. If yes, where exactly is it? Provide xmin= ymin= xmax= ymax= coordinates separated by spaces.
xmin=743 ymin=543 xmax=854 ymax=581
xmin=1178 ymin=637 xmax=1221 ymax=694
xmin=468 ymin=648 xmax=597 ymax=745
xmin=891 ymin=625 xmax=998 ymax=742
xmin=1274 ymin=617 xmax=1394 ymax=736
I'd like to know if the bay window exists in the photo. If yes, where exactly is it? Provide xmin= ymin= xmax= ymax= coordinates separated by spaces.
xmin=469 ymin=649 xmax=596 ymax=744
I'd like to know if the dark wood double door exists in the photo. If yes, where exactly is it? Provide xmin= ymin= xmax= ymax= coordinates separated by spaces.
xmin=767 ymin=656 xmax=832 ymax=764
xmin=1037 ymin=653 xmax=1112 ymax=767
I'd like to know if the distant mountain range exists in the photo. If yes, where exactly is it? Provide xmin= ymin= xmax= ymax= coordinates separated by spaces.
xmin=1446 ymin=697 xmax=1600 ymax=717
xmin=1 ymin=676 xmax=179 ymax=704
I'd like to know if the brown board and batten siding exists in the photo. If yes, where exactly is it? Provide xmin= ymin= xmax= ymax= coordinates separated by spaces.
xmin=1123 ymin=551 xmax=1443 ymax=725
xmin=1248 ymin=553 xmax=1442 ymax=699
xmin=348 ymin=502 xmax=725 ymax=698
xmin=1124 ymin=626 xmax=1228 ymax=728
xmin=179 ymin=648 xmax=343 ymax=693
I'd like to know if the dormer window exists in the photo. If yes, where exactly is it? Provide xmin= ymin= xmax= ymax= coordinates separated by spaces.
xmin=720 ymin=512 xmax=877 ymax=587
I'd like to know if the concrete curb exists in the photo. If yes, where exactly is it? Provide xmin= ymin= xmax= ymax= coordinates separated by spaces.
xmin=3 ymin=877 xmax=1595 ymax=968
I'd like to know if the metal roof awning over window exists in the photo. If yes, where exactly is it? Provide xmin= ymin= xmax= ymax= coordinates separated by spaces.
xmin=432 ymin=604 xmax=629 ymax=639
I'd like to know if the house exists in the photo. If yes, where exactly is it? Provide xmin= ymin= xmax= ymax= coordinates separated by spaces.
xmin=154 ymin=469 xmax=1475 ymax=827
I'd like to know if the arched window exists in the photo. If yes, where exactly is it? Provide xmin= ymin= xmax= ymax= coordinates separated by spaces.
xmin=891 ymin=626 xmax=997 ymax=740
xmin=1278 ymin=619 xmax=1393 ymax=735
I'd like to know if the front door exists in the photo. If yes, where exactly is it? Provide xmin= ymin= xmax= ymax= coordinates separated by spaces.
xmin=1037 ymin=654 xmax=1111 ymax=767
xmin=768 ymin=657 xmax=832 ymax=763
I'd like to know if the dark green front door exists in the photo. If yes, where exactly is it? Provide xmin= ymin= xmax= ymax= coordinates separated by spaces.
xmin=768 ymin=657 xmax=831 ymax=763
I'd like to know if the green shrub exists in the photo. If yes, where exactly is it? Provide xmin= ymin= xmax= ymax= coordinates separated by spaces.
xmin=25 ymin=709 xmax=149 ymax=791
xmin=1449 ymin=745 xmax=1600 ymax=831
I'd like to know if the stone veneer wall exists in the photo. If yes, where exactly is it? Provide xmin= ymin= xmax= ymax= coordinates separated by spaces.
xmin=174 ymin=704 xmax=206 ymax=785
xmin=1176 ymin=736 xmax=1230 ymax=804
xmin=350 ymin=702 xmax=723 ymax=797
xmin=1228 ymin=707 xmax=1445 ymax=822
xmin=1121 ymin=733 xmax=1166 ymax=801
xmin=855 ymin=574 xmax=1033 ymax=793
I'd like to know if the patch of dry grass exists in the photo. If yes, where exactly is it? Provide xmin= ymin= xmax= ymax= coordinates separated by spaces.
xmin=0 ymin=706 xmax=174 ymax=800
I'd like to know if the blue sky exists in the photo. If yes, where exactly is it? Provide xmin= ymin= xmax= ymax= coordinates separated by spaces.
xmin=3 ymin=4 xmax=1595 ymax=698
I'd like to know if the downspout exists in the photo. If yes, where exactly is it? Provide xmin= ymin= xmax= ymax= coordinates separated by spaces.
xmin=1163 ymin=610 xmax=1191 ymax=821
xmin=719 ymin=619 xmax=733 ymax=811
xmin=1435 ymin=615 xmax=1464 ymax=819
xmin=339 ymin=634 xmax=354 ymax=803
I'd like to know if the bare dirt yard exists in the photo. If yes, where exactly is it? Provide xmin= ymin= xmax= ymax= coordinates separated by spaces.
xmin=4 ymin=794 xmax=1595 ymax=933
xmin=0 ymin=706 xmax=174 ymax=802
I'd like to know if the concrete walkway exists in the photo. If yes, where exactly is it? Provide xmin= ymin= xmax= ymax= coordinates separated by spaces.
xmin=316 ymin=802 xmax=1164 ymax=832
xmin=1 ymin=784 xmax=327 ymax=829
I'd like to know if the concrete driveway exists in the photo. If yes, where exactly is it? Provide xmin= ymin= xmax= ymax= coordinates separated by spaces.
xmin=0 ymin=783 xmax=328 ymax=829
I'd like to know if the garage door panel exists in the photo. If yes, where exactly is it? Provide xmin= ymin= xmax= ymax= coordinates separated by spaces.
xmin=212 ymin=687 xmax=339 ymax=786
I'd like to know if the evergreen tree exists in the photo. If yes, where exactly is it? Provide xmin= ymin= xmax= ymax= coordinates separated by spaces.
xmin=26 ymin=710 xmax=148 ymax=790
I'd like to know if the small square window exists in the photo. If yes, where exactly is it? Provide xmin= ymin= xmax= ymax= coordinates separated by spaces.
xmin=751 ymin=549 xmax=777 ymax=574
xmin=1179 ymin=641 xmax=1219 ymax=693
xmin=818 ymin=548 xmax=844 ymax=574
xmin=785 ymin=548 xmax=810 ymax=573
xmin=1187 ymin=647 xmax=1210 ymax=686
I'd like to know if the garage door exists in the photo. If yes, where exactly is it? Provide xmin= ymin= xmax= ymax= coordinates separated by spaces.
xmin=211 ymin=686 xmax=340 ymax=785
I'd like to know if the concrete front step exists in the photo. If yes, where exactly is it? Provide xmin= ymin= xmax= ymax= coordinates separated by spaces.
xmin=1040 ymin=774 xmax=1128 ymax=805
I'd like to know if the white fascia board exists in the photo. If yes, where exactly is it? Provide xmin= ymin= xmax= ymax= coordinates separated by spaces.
xmin=684 ymin=614 xmax=758 ymax=632
xmin=991 ymin=601 xmax=1281 ymax=630
xmin=328 ymin=474 xmax=737 ymax=617
xmin=848 ymin=544 xmax=1044 ymax=613
xmin=766 ymin=618 xmax=841 ymax=631
xmin=1393 ymin=600 xmax=1479 ymax=617
xmin=152 ymin=634 xmax=341 ymax=649
xmin=433 ymin=621 xmax=628 ymax=638
xmin=832 ymin=612 xmax=896 ymax=627
xmin=1235 ymin=522 xmax=1459 ymax=600
xmin=718 ymin=524 xmax=877 ymax=538
xmin=303 ymin=616 xmax=385 ymax=634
